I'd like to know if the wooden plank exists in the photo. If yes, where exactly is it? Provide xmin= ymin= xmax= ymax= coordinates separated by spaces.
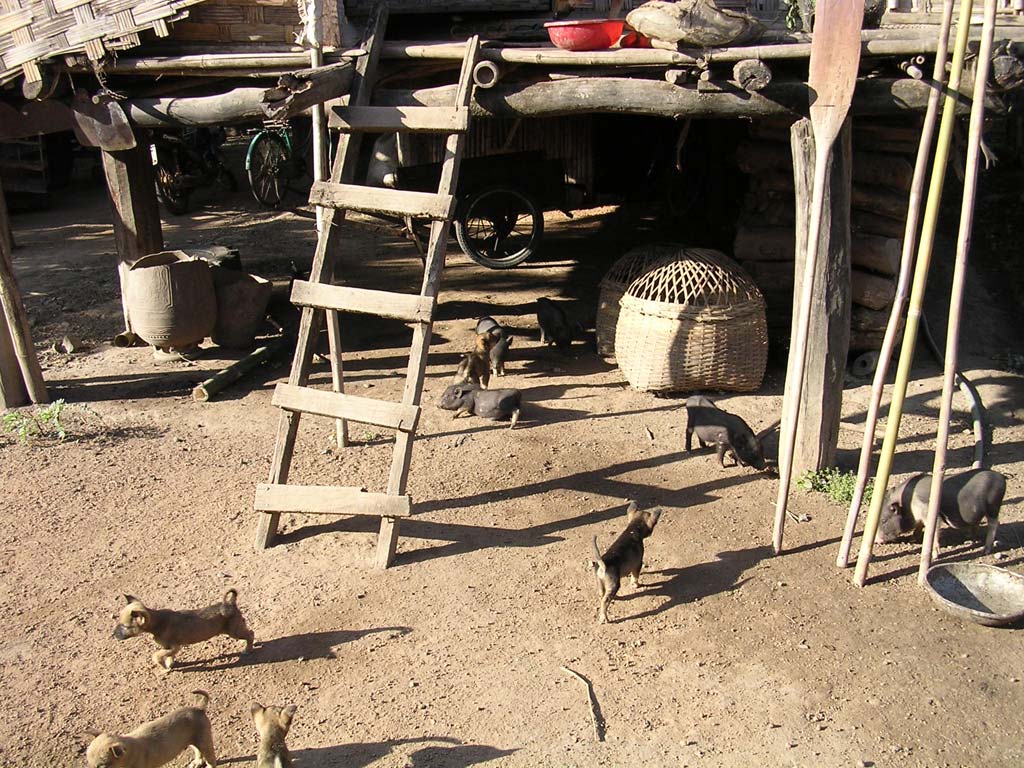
xmin=255 ymin=483 xmax=411 ymax=517
xmin=308 ymin=181 xmax=454 ymax=220
xmin=783 ymin=117 xmax=852 ymax=475
xmin=329 ymin=105 xmax=469 ymax=133
xmin=273 ymin=383 xmax=420 ymax=432
xmin=291 ymin=279 xmax=435 ymax=322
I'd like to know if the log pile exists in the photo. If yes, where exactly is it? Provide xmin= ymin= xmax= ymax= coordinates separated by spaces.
xmin=733 ymin=117 xmax=915 ymax=351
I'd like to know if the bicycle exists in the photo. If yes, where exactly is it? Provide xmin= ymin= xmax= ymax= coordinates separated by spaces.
xmin=244 ymin=118 xmax=312 ymax=208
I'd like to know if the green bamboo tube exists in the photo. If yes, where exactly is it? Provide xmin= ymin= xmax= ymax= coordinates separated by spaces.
xmin=852 ymin=0 xmax=975 ymax=587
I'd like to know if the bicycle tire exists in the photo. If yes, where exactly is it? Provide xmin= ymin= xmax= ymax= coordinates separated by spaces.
xmin=246 ymin=132 xmax=291 ymax=208
xmin=454 ymin=187 xmax=543 ymax=270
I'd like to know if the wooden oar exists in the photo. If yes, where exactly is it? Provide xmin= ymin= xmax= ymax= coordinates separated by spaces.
xmin=918 ymin=0 xmax=998 ymax=584
xmin=853 ymin=0 xmax=977 ymax=587
xmin=835 ymin=0 xmax=956 ymax=569
xmin=772 ymin=0 xmax=865 ymax=555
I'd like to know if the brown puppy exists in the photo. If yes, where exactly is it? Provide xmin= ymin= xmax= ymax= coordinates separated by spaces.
xmin=85 ymin=690 xmax=216 ymax=768
xmin=252 ymin=702 xmax=297 ymax=768
xmin=453 ymin=333 xmax=494 ymax=390
xmin=113 ymin=589 xmax=254 ymax=671
xmin=590 ymin=502 xmax=661 ymax=624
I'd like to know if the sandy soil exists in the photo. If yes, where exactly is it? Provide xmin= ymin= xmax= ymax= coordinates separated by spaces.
xmin=1 ymin=153 xmax=1023 ymax=768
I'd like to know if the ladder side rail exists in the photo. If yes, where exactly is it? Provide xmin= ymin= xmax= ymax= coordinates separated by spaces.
xmin=377 ymin=37 xmax=481 ymax=568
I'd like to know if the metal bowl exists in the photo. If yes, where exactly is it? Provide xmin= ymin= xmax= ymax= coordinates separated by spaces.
xmin=925 ymin=563 xmax=1024 ymax=627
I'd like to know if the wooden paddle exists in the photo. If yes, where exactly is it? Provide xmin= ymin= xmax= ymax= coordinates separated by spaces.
xmin=772 ymin=0 xmax=865 ymax=555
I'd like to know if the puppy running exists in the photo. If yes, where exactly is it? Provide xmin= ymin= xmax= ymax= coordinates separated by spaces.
xmin=590 ymin=501 xmax=661 ymax=624
xmin=113 ymin=588 xmax=255 ymax=671
xmin=85 ymin=690 xmax=216 ymax=768
xmin=252 ymin=702 xmax=297 ymax=768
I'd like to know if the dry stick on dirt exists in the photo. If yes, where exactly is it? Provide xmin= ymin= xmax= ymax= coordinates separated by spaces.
xmin=772 ymin=0 xmax=864 ymax=555
xmin=560 ymin=665 xmax=605 ymax=742
xmin=192 ymin=341 xmax=286 ymax=402
xmin=853 ymin=0 xmax=977 ymax=587
xmin=836 ymin=0 xmax=957 ymax=569
xmin=918 ymin=0 xmax=998 ymax=584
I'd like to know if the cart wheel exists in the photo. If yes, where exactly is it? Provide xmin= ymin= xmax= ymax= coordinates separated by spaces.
xmin=155 ymin=164 xmax=190 ymax=215
xmin=454 ymin=187 xmax=543 ymax=269
xmin=246 ymin=132 xmax=290 ymax=208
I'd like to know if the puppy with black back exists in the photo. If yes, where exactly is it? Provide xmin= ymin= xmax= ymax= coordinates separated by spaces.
xmin=476 ymin=316 xmax=515 ymax=377
xmin=590 ymin=501 xmax=661 ymax=624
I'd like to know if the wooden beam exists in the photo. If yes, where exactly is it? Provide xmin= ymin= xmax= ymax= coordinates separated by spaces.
xmin=255 ymin=483 xmax=412 ymax=518
xmin=272 ymin=383 xmax=421 ymax=432
xmin=786 ymin=117 xmax=852 ymax=474
xmin=370 ymin=77 xmax=990 ymax=121
xmin=100 ymin=140 xmax=163 ymax=334
xmin=290 ymin=280 xmax=435 ymax=322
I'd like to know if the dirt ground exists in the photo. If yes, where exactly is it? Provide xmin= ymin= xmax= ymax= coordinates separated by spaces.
xmin=2 ymin=150 xmax=1023 ymax=768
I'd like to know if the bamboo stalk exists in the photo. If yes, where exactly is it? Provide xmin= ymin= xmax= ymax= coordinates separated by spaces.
xmin=853 ymin=0 xmax=977 ymax=587
xmin=836 ymin=0 xmax=957 ymax=569
xmin=192 ymin=341 xmax=284 ymax=402
xmin=918 ymin=0 xmax=997 ymax=584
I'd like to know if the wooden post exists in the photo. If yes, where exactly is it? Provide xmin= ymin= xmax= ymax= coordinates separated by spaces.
xmin=0 ymin=180 xmax=47 ymax=405
xmin=0 ymin=178 xmax=26 ymax=408
xmin=100 ymin=139 xmax=163 ymax=334
xmin=783 ymin=117 xmax=853 ymax=474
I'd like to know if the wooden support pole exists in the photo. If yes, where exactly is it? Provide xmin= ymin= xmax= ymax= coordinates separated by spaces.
xmin=100 ymin=139 xmax=164 ymax=334
xmin=0 ymin=179 xmax=26 ymax=408
xmin=0 ymin=183 xmax=47 ymax=406
xmin=784 ymin=117 xmax=853 ymax=475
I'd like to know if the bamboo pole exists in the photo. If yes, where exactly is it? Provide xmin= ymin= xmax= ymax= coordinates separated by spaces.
xmin=918 ymin=0 xmax=997 ymax=584
xmin=192 ymin=341 xmax=284 ymax=402
xmin=853 ymin=0 xmax=976 ymax=587
xmin=836 ymin=0 xmax=956 ymax=569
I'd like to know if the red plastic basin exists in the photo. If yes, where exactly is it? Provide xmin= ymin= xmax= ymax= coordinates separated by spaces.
xmin=544 ymin=19 xmax=625 ymax=52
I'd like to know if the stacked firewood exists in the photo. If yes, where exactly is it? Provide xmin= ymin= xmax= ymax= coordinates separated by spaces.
xmin=733 ymin=117 xmax=918 ymax=351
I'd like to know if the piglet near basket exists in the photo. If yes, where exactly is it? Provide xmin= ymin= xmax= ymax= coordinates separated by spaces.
xmin=684 ymin=395 xmax=767 ymax=471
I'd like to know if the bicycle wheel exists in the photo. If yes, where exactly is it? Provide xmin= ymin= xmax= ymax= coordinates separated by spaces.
xmin=246 ymin=132 xmax=291 ymax=208
xmin=454 ymin=187 xmax=543 ymax=269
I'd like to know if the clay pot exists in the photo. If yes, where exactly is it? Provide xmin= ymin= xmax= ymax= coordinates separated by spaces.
xmin=211 ymin=268 xmax=272 ymax=349
xmin=127 ymin=250 xmax=216 ymax=349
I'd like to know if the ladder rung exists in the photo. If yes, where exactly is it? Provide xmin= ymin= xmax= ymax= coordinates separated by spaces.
xmin=255 ymin=483 xmax=411 ymax=518
xmin=329 ymin=106 xmax=470 ymax=134
xmin=309 ymin=182 xmax=454 ymax=220
xmin=273 ymin=383 xmax=420 ymax=432
xmin=291 ymin=280 xmax=434 ymax=323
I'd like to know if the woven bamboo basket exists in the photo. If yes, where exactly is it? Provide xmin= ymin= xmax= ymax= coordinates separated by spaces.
xmin=596 ymin=243 xmax=680 ymax=358
xmin=614 ymin=247 xmax=768 ymax=393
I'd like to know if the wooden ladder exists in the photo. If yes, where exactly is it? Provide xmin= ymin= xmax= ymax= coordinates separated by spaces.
xmin=253 ymin=6 xmax=481 ymax=568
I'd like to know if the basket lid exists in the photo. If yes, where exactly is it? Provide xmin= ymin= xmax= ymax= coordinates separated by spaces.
xmin=600 ymin=243 xmax=683 ymax=289
xmin=621 ymin=247 xmax=762 ymax=308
